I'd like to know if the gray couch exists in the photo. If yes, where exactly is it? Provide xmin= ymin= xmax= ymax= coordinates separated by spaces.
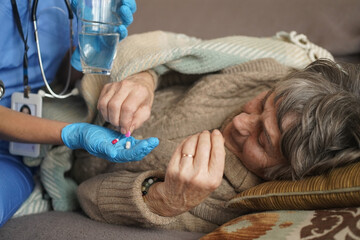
xmin=1 ymin=1 xmax=359 ymax=239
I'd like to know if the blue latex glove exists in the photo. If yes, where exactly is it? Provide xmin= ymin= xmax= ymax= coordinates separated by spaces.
xmin=61 ymin=123 xmax=158 ymax=162
xmin=70 ymin=0 xmax=137 ymax=71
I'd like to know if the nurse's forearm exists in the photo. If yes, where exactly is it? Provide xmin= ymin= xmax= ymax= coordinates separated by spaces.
xmin=0 ymin=106 xmax=68 ymax=145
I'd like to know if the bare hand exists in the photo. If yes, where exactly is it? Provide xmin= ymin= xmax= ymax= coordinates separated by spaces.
xmin=145 ymin=130 xmax=226 ymax=217
xmin=97 ymin=71 xmax=155 ymax=134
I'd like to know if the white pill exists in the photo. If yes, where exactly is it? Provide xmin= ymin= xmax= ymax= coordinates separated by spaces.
xmin=125 ymin=141 xmax=131 ymax=149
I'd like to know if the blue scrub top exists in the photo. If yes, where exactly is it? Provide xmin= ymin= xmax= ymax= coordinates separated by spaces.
xmin=0 ymin=0 xmax=77 ymax=155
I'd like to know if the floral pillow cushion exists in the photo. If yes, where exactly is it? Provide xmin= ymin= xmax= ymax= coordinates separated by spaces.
xmin=201 ymin=207 xmax=360 ymax=240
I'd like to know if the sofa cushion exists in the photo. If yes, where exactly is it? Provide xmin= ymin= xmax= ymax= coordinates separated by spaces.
xmin=227 ymin=162 xmax=360 ymax=210
xmin=0 ymin=211 xmax=206 ymax=240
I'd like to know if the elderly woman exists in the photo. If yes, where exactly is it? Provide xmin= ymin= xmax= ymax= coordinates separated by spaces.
xmin=75 ymin=58 xmax=360 ymax=232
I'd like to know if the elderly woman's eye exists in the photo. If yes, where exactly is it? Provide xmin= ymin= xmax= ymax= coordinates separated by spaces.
xmin=258 ymin=132 xmax=265 ymax=148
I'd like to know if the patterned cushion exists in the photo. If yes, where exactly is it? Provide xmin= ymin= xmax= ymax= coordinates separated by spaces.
xmin=227 ymin=162 xmax=360 ymax=210
xmin=201 ymin=207 xmax=360 ymax=240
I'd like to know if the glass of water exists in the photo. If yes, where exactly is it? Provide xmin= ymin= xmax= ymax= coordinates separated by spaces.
xmin=77 ymin=0 xmax=122 ymax=75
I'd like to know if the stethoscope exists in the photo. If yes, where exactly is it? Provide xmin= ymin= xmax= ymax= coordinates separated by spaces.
xmin=32 ymin=0 xmax=79 ymax=99
xmin=6 ymin=0 xmax=78 ymax=100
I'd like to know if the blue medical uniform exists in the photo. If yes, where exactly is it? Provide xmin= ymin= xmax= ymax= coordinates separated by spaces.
xmin=0 ymin=0 xmax=77 ymax=226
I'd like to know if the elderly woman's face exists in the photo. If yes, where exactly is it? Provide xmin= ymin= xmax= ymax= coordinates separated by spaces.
xmin=223 ymin=91 xmax=286 ymax=178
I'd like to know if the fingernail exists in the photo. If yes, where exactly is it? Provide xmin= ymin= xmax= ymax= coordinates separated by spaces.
xmin=121 ymin=128 xmax=126 ymax=135
xmin=213 ymin=129 xmax=221 ymax=135
xmin=125 ymin=131 xmax=131 ymax=138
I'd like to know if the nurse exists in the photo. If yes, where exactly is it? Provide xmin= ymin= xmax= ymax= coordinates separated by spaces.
xmin=0 ymin=0 xmax=141 ymax=227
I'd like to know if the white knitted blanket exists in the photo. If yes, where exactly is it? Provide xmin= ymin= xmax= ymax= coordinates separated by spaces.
xmin=110 ymin=30 xmax=333 ymax=82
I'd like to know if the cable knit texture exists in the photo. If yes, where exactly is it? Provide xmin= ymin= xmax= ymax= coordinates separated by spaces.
xmin=77 ymin=58 xmax=291 ymax=232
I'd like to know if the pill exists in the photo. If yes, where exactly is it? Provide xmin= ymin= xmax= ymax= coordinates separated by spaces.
xmin=125 ymin=141 xmax=131 ymax=149
xmin=112 ymin=138 xmax=119 ymax=144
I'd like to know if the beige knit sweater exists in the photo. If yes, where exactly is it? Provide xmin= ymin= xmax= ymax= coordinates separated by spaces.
xmin=76 ymin=58 xmax=290 ymax=232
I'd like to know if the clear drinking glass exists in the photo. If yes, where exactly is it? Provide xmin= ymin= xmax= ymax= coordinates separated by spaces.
xmin=77 ymin=0 xmax=122 ymax=75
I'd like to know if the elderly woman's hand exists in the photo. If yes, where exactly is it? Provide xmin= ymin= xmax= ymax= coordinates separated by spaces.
xmin=97 ymin=71 xmax=155 ymax=134
xmin=144 ymin=130 xmax=226 ymax=217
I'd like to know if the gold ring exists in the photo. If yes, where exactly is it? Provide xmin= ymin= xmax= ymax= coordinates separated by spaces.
xmin=182 ymin=153 xmax=194 ymax=158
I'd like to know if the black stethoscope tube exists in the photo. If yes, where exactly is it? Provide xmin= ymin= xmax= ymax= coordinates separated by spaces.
xmin=31 ymin=0 xmax=75 ymax=99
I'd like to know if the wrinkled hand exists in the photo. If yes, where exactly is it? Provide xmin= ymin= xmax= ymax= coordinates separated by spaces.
xmin=70 ymin=0 xmax=137 ymax=71
xmin=61 ymin=123 xmax=158 ymax=162
xmin=97 ymin=71 xmax=155 ymax=134
xmin=145 ymin=130 xmax=225 ymax=217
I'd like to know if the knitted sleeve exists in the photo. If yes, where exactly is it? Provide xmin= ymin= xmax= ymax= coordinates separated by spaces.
xmin=77 ymin=167 xmax=243 ymax=232
xmin=77 ymin=169 xmax=176 ymax=227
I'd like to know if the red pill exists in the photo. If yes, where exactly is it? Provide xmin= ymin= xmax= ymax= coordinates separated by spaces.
xmin=112 ymin=138 xmax=119 ymax=144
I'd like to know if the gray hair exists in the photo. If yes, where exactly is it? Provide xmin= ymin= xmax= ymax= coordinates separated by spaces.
xmin=264 ymin=59 xmax=360 ymax=180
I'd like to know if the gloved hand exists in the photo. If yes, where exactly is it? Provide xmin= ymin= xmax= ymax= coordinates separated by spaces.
xmin=61 ymin=123 xmax=158 ymax=162
xmin=70 ymin=0 xmax=137 ymax=71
